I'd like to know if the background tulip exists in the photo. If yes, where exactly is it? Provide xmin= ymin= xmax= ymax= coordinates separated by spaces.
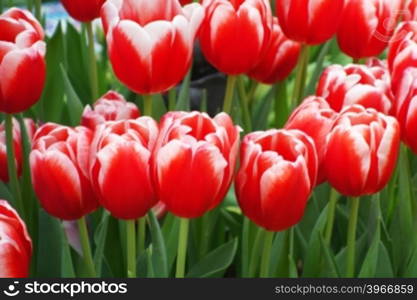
xmin=276 ymin=0 xmax=345 ymax=45
xmin=285 ymin=96 xmax=337 ymax=185
xmin=90 ymin=118 xmax=158 ymax=220
xmin=248 ymin=17 xmax=300 ymax=84
xmin=30 ymin=124 xmax=99 ymax=220
xmin=324 ymin=105 xmax=400 ymax=197
xmin=236 ymin=129 xmax=317 ymax=232
xmin=388 ymin=21 xmax=417 ymax=73
xmin=317 ymin=61 xmax=393 ymax=114
xmin=154 ymin=111 xmax=240 ymax=219
xmin=81 ymin=90 xmax=140 ymax=130
xmin=61 ymin=0 xmax=106 ymax=22
xmin=337 ymin=0 xmax=401 ymax=59
xmin=404 ymin=0 xmax=417 ymax=21
xmin=0 ymin=200 xmax=32 ymax=278
xmin=101 ymin=0 xmax=204 ymax=95
xmin=394 ymin=67 xmax=417 ymax=154
xmin=0 ymin=118 xmax=36 ymax=182
xmin=0 ymin=8 xmax=46 ymax=114
xmin=199 ymin=0 xmax=272 ymax=75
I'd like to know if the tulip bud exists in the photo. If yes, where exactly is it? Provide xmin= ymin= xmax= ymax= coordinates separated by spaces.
xmin=0 ymin=200 xmax=32 ymax=278
xmin=199 ymin=0 xmax=273 ymax=75
xmin=236 ymin=129 xmax=318 ymax=232
xmin=30 ymin=124 xmax=99 ymax=220
xmin=248 ymin=17 xmax=300 ymax=84
xmin=317 ymin=61 xmax=393 ymax=114
xmin=90 ymin=118 xmax=159 ymax=220
xmin=337 ymin=0 xmax=402 ymax=59
xmin=154 ymin=111 xmax=240 ymax=218
xmin=81 ymin=91 xmax=140 ymax=130
xmin=61 ymin=0 xmax=106 ymax=22
xmin=394 ymin=67 xmax=417 ymax=154
xmin=0 ymin=118 xmax=36 ymax=182
xmin=285 ymin=96 xmax=337 ymax=185
xmin=324 ymin=105 xmax=400 ymax=197
xmin=388 ymin=22 xmax=417 ymax=73
xmin=0 ymin=8 xmax=46 ymax=114
xmin=101 ymin=0 xmax=204 ymax=95
xmin=276 ymin=0 xmax=345 ymax=45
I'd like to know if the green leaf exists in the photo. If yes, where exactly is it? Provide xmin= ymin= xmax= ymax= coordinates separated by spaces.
xmin=162 ymin=214 xmax=180 ymax=273
xmin=61 ymin=234 xmax=75 ymax=278
xmin=60 ymin=64 xmax=84 ymax=126
xmin=148 ymin=211 xmax=168 ymax=277
xmin=176 ymin=71 xmax=191 ymax=111
xmin=375 ymin=242 xmax=394 ymax=277
xmin=0 ymin=182 xmax=12 ymax=203
xmin=36 ymin=210 xmax=64 ymax=277
xmin=186 ymin=238 xmax=238 ymax=278
xmin=252 ymin=87 xmax=274 ymax=131
xmin=305 ymin=41 xmax=332 ymax=96
xmin=151 ymin=94 xmax=167 ymax=121
xmin=318 ymin=233 xmax=340 ymax=277
xmin=93 ymin=211 xmax=110 ymax=276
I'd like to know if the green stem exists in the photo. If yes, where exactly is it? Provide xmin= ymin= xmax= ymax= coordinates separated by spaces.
xmin=248 ymin=227 xmax=264 ymax=277
xmin=168 ymin=89 xmax=177 ymax=111
xmin=353 ymin=58 xmax=360 ymax=64
xmin=77 ymin=217 xmax=96 ymax=277
xmin=137 ymin=218 xmax=146 ymax=256
xmin=143 ymin=95 xmax=153 ymax=117
xmin=34 ymin=0 xmax=41 ymax=21
xmin=274 ymin=80 xmax=289 ymax=128
xmin=324 ymin=188 xmax=339 ymax=245
xmin=346 ymin=197 xmax=360 ymax=278
xmin=237 ymin=76 xmax=252 ymax=132
xmin=126 ymin=220 xmax=136 ymax=278
xmin=260 ymin=230 xmax=274 ymax=278
xmin=292 ymin=44 xmax=310 ymax=108
xmin=223 ymin=75 xmax=237 ymax=114
xmin=26 ymin=0 xmax=33 ymax=11
xmin=86 ymin=22 xmax=99 ymax=102
xmin=5 ymin=114 xmax=24 ymax=219
xmin=176 ymin=218 xmax=189 ymax=278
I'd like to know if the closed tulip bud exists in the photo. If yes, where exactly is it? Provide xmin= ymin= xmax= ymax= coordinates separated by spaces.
xmin=154 ymin=111 xmax=240 ymax=218
xmin=388 ymin=21 xmax=417 ymax=73
xmin=285 ymin=96 xmax=337 ymax=185
xmin=0 ymin=118 xmax=36 ymax=182
xmin=30 ymin=124 xmax=99 ymax=220
xmin=324 ymin=105 xmax=400 ymax=197
xmin=390 ymin=38 xmax=417 ymax=97
xmin=276 ymin=0 xmax=345 ymax=45
xmin=337 ymin=0 xmax=401 ymax=59
xmin=317 ymin=62 xmax=393 ymax=114
xmin=248 ymin=17 xmax=300 ymax=84
xmin=236 ymin=129 xmax=318 ymax=232
xmin=90 ymin=118 xmax=159 ymax=220
xmin=0 ymin=200 xmax=32 ymax=278
xmin=394 ymin=67 xmax=417 ymax=154
xmin=61 ymin=0 xmax=106 ymax=22
xmin=199 ymin=0 xmax=273 ymax=75
xmin=81 ymin=91 xmax=140 ymax=130
xmin=0 ymin=8 xmax=46 ymax=114
xmin=101 ymin=0 xmax=204 ymax=95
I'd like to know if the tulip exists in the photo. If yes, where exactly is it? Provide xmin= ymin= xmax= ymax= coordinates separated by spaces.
xmin=81 ymin=90 xmax=140 ymax=130
xmin=30 ymin=123 xmax=99 ymax=221
xmin=154 ymin=111 xmax=240 ymax=219
xmin=285 ymin=96 xmax=337 ymax=185
xmin=0 ymin=118 xmax=36 ymax=182
xmin=180 ymin=0 xmax=194 ymax=5
xmin=236 ymin=129 xmax=317 ymax=232
xmin=61 ymin=0 xmax=106 ymax=22
xmin=276 ymin=0 xmax=345 ymax=45
xmin=199 ymin=0 xmax=272 ymax=75
xmin=404 ymin=0 xmax=417 ymax=21
xmin=394 ymin=67 xmax=417 ymax=154
xmin=90 ymin=118 xmax=159 ymax=220
xmin=387 ymin=21 xmax=417 ymax=73
xmin=0 ymin=8 xmax=46 ymax=114
xmin=324 ymin=105 xmax=400 ymax=197
xmin=101 ymin=0 xmax=204 ymax=95
xmin=337 ymin=0 xmax=401 ymax=59
xmin=248 ymin=17 xmax=300 ymax=84
xmin=316 ymin=61 xmax=393 ymax=114
xmin=0 ymin=200 xmax=32 ymax=278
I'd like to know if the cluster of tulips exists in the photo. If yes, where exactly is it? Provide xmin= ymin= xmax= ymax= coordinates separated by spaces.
xmin=1 ymin=0 xmax=417 ymax=279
